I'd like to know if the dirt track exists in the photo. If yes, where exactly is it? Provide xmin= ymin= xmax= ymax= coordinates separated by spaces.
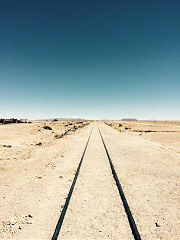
xmin=0 ymin=121 xmax=180 ymax=239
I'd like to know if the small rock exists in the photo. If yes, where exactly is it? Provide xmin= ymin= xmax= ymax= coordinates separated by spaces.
xmin=155 ymin=222 xmax=160 ymax=227
xmin=18 ymin=226 xmax=22 ymax=230
xmin=3 ymin=145 xmax=12 ymax=148
xmin=55 ymin=134 xmax=63 ymax=139
xmin=28 ymin=214 xmax=33 ymax=218
xmin=26 ymin=221 xmax=32 ymax=224
xmin=73 ymin=125 xmax=78 ymax=130
xmin=36 ymin=176 xmax=42 ymax=179
xmin=8 ymin=218 xmax=17 ymax=225
xmin=36 ymin=142 xmax=42 ymax=146
xmin=59 ymin=176 xmax=63 ymax=179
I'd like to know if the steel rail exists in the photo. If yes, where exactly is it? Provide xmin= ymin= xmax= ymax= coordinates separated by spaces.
xmin=52 ymin=127 xmax=93 ymax=240
xmin=98 ymin=126 xmax=141 ymax=240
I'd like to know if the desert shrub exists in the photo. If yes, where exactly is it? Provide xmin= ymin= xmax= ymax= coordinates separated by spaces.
xmin=36 ymin=142 xmax=42 ymax=146
xmin=3 ymin=145 xmax=11 ymax=148
xmin=55 ymin=133 xmax=63 ymax=139
xmin=43 ymin=125 xmax=52 ymax=130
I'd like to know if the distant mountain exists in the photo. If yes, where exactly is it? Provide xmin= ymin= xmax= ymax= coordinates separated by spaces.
xmin=55 ymin=117 xmax=85 ymax=120
xmin=44 ymin=117 xmax=86 ymax=121
xmin=121 ymin=118 xmax=137 ymax=121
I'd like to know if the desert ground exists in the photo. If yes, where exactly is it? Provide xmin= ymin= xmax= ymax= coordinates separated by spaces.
xmin=0 ymin=120 xmax=180 ymax=240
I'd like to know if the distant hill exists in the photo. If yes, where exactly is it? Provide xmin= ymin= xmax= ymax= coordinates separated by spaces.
xmin=55 ymin=117 xmax=85 ymax=120
xmin=44 ymin=117 xmax=86 ymax=121
xmin=121 ymin=118 xmax=137 ymax=121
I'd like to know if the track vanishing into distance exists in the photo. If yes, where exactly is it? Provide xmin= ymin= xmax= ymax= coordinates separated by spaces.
xmin=52 ymin=124 xmax=141 ymax=240
xmin=98 ymin=127 xmax=141 ymax=240
xmin=1 ymin=121 xmax=179 ymax=239
xmin=52 ymin=128 xmax=93 ymax=240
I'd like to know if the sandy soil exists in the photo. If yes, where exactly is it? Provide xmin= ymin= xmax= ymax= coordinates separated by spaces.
xmin=0 ymin=120 xmax=180 ymax=239
xmin=0 ymin=120 xmax=90 ymax=239
xmin=102 ymin=121 xmax=180 ymax=239
xmin=105 ymin=120 xmax=180 ymax=154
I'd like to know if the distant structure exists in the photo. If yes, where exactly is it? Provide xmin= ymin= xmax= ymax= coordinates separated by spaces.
xmin=0 ymin=118 xmax=17 ymax=124
xmin=121 ymin=118 xmax=137 ymax=121
xmin=0 ymin=118 xmax=30 ymax=124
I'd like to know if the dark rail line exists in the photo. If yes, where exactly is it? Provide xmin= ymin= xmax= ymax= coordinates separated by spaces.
xmin=52 ymin=128 xmax=93 ymax=240
xmin=98 ymin=126 xmax=141 ymax=240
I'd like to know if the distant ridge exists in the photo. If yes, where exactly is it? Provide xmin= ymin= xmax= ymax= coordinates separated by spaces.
xmin=54 ymin=117 xmax=85 ymax=120
xmin=42 ymin=117 xmax=85 ymax=121
xmin=121 ymin=118 xmax=137 ymax=121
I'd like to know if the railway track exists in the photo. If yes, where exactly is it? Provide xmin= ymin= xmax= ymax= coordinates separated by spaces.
xmin=98 ymin=126 xmax=141 ymax=240
xmin=52 ymin=125 xmax=141 ymax=240
xmin=52 ymin=127 xmax=93 ymax=240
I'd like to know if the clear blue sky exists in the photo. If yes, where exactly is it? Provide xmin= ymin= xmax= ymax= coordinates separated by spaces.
xmin=0 ymin=0 xmax=180 ymax=120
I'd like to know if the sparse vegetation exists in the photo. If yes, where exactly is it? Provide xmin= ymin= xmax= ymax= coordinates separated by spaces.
xmin=54 ymin=134 xmax=63 ymax=139
xmin=43 ymin=126 xmax=52 ymax=130
xmin=36 ymin=142 xmax=42 ymax=146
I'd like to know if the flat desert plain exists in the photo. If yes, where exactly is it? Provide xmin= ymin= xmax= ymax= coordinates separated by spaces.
xmin=0 ymin=120 xmax=180 ymax=240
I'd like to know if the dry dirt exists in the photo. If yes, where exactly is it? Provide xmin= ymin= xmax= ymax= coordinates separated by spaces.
xmin=0 ymin=120 xmax=180 ymax=240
